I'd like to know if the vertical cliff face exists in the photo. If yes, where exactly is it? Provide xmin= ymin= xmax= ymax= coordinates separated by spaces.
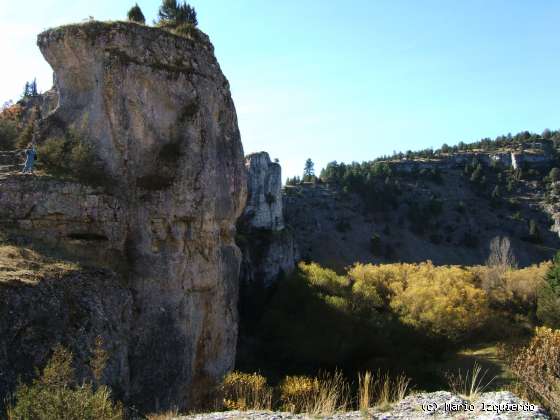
xmin=236 ymin=152 xmax=298 ymax=372
xmin=33 ymin=21 xmax=246 ymax=410
xmin=242 ymin=152 xmax=284 ymax=231
xmin=238 ymin=152 xmax=298 ymax=288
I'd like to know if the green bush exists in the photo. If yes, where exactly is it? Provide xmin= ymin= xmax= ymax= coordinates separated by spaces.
xmin=256 ymin=263 xmax=384 ymax=369
xmin=537 ymin=252 xmax=560 ymax=328
xmin=16 ymin=123 xmax=33 ymax=149
xmin=6 ymin=345 xmax=123 ymax=420
xmin=38 ymin=137 xmax=66 ymax=170
xmin=157 ymin=0 xmax=198 ymax=28
xmin=37 ymin=132 xmax=110 ymax=186
xmin=0 ymin=119 xmax=18 ymax=150
xmin=173 ymin=22 xmax=199 ymax=39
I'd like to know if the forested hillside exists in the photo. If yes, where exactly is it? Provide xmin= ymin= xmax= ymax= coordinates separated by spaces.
xmin=285 ymin=131 xmax=560 ymax=271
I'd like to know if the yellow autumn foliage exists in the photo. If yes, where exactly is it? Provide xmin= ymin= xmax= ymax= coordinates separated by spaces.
xmin=511 ymin=327 xmax=560 ymax=417
xmin=279 ymin=375 xmax=320 ymax=413
xmin=299 ymin=262 xmax=350 ymax=296
xmin=349 ymin=262 xmax=418 ymax=307
xmin=349 ymin=262 xmax=490 ymax=340
xmin=472 ymin=262 xmax=549 ymax=307
xmin=220 ymin=371 xmax=272 ymax=411
xmin=391 ymin=263 xmax=489 ymax=340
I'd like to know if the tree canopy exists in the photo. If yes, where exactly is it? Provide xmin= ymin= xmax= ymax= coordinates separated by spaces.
xmin=157 ymin=0 xmax=198 ymax=27
xmin=127 ymin=3 xmax=146 ymax=24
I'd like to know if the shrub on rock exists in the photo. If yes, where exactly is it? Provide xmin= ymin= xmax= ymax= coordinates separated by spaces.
xmin=6 ymin=345 xmax=123 ymax=420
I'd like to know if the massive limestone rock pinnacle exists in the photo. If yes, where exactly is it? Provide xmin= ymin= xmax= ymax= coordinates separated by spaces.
xmin=33 ymin=21 xmax=247 ymax=409
xmin=242 ymin=152 xmax=284 ymax=230
xmin=238 ymin=152 xmax=299 ymax=288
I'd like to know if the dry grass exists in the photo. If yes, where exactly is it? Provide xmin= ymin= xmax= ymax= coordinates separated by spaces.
xmin=358 ymin=371 xmax=373 ymax=412
xmin=0 ymin=244 xmax=79 ymax=284
xmin=279 ymin=375 xmax=320 ymax=413
xmin=220 ymin=371 xmax=272 ymax=411
xmin=445 ymin=362 xmax=495 ymax=401
xmin=279 ymin=370 xmax=349 ymax=416
xmin=358 ymin=371 xmax=410 ymax=412
xmin=220 ymin=370 xmax=410 ymax=416
xmin=145 ymin=410 xmax=179 ymax=420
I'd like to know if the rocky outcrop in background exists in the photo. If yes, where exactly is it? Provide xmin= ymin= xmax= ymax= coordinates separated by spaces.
xmin=238 ymin=152 xmax=298 ymax=289
xmin=235 ymin=152 xmax=299 ymax=377
xmin=0 ymin=20 xmax=246 ymax=411
xmin=241 ymin=152 xmax=284 ymax=231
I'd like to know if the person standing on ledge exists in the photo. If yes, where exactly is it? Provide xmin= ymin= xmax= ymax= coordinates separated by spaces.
xmin=21 ymin=143 xmax=37 ymax=174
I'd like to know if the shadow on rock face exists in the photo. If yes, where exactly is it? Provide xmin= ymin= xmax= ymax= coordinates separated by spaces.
xmin=129 ymin=310 xmax=187 ymax=411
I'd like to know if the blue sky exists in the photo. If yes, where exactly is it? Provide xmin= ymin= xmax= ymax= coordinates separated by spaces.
xmin=2 ymin=1 xmax=559 ymax=178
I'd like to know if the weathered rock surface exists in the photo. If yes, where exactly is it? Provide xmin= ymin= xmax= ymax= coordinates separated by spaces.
xmin=235 ymin=153 xmax=299 ymax=373
xmin=0 ymin=175 xmax=126 ymax=265
xmin=0 ymin=20 xmax=246 ymax=411
xmin=284 ymin=174 xmax=560 ymax=272
xmin=238 ymin=152 xmax=298 ymax=288
xmin=175 ymin=391 xmax=549 ymax=419
xmin=0 ymin=263 xmax=132 ymax=403
xmin=385 ymin=144 xmax=555 ymax=174
xmin=242 ymin=152 xmax=284 ymax=231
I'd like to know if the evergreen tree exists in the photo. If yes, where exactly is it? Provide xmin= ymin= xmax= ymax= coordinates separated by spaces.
xmin=537 ymin=252 xmax=560 ymax=328
xmin=177 ymin=2 xmax=197 ymax=25
xmin=286 ymin=176 xmax=301 ymax=186
xmin=30 ymin=79 xmax=38 ymax=96
xmin=127 ymin=3 xmax=146 ymax=23
xmin=21 ymin=79 xmax=38 ymax=98
xmin=158 ymin=0 xmax=179 ymax=23
xmin=22 ymin=82 xmax=30 ymax=98
xmin=157 ymin=0 xmax=197 ymax=27
xmin=303 ymin=158 xmax=315 ymax=182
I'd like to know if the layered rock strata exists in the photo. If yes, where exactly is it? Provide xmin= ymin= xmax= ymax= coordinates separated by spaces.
xmin=0 ymin=20 xmax=246 ymax=411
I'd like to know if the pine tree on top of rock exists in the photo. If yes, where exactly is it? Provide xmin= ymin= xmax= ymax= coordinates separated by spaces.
xmin=21 ymin=79 xmax=38 ymax=99
xmin=127 ymin=3 xmax=146 ymax=24
xmin=157 ymin=0 xmax=198 ymax=28
xmin=303 ymin=158 xmax=315 ymax=182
